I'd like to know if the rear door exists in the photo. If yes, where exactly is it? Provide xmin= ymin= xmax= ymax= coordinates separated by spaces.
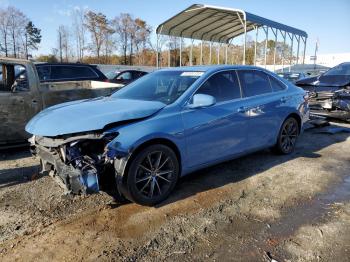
xmin=182 ymin=70 xmax=250 ymax=168
xmin=236 ymin=70 xmax=286 ymax=149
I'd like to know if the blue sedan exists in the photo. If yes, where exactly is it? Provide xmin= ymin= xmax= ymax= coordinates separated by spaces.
xmin=26 ymin=65 xmax=309 ymax=205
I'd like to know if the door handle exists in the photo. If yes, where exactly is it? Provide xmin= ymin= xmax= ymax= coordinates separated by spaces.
xmin=280 ymin=97 xmax=287 ymax=103
xmin=237 ymin=106 xmax=249 ymax=113
xmin=32 ymin=99 xmax=38 ymax=104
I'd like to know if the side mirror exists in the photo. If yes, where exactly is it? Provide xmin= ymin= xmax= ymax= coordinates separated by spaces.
xmin=188 ymin=94 xmax=216 ymax=109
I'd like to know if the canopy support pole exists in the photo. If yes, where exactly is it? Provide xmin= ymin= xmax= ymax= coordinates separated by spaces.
xmin=254 ymin=26 xmax=258 ymax=66
xmin=156 ymin=34 xmax=159 ymax=68
xmin=190 ymin=39 xmax=194 ymax=66
xmin=263 ymin=26 xmax=268 ymax=69
xmin=272 ymin=28 xmax=278 ymax=72
xmin=243 ymin=20 xmax=247 ymax=65
xmin=168 ymin=36 xmax=171 ymax=67
xmin=237 ymin=13 xmax=246 ymax=65
xmin=302 ymin=37 xmax=307 ymax=65
xmin=200 ymin=40 xmax=203 ymax=65
xmin=288 ymin=33 xmax=294 ymax=72
xmin=217 ymin=44 xmax=220 ymax=64
xmin=209 ymin=42 xmax=212 ymax=64
xmin=296 ymin=35 xmax=300 ymax=65
xmin=179 ymin=37 xmax=182 ymax=67
xmin=281 ymin=30 xmax=286 ymax=72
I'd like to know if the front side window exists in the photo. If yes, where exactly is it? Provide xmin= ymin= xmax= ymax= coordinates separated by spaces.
xmin=237 ymin=70 xmax=272 ymax=97
xmin=0 ymin=64 xmax=28 ymax=92
xmin=112 ymin=70 xmax=202 ymax=105
xmin=195 ymin=71 xmax=241 ymax=102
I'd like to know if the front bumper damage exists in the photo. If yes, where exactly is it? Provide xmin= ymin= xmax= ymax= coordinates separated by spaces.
xmin=308 ymin=89 xmax=350 ymax=120
xmin=30 ymin=132 xmax=127 ymax=195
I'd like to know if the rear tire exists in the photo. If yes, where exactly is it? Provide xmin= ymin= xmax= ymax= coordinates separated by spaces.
xmin=124 ymin=144 xmax=179 ymax=206
xmin=274 ymin=117 xmax=299 ymax=154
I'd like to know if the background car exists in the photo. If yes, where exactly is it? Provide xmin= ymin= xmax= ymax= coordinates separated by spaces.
xmin=107 ymin=69 xmax=148 ymax=85
xmin=296 ymin=62 xmax=350 ymax=120
xmin=35 ymin=63 xmax=108 ymax=82
xmin=26 ymin=65 xmax=309 ymax=206
xmin=105 ymin=70 xmax=120 ymax=80
xmin=277 ymin=72 xmax=308 ymax=83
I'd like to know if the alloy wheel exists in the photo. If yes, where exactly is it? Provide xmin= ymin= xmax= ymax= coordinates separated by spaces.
xmin=135 ymin=150 xmax=175 ymax=199
xmin=280 ymin=118 xmax=298 ymax=153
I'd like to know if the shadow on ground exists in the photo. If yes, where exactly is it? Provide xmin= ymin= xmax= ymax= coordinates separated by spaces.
xmin=156 ymin=126 xmax=350 ymax=207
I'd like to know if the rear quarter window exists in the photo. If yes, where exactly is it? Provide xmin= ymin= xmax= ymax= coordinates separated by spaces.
xmin=269 ymin=75 xmax=287 ymax=91
xmin=36 ymin=65 xmax=51 ymax=81
xmin=237 ymin=70 xmax=272 ymax=97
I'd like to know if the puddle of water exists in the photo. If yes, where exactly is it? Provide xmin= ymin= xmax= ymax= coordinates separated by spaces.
xmin=269 ymin=175 xmax=350 ymax=238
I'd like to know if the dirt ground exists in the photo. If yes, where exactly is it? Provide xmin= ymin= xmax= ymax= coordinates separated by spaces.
xmin=0 ymin=122 xmax=349 ymax=262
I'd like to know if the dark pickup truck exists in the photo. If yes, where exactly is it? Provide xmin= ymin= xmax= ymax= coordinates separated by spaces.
xmin=0 ymin=58 xmax=123 ymax=147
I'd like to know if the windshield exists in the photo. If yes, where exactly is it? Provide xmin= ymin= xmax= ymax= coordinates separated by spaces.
xmin=323 ymin=63 xmax=350 ymax=76
xmin=111 ymin=70 xmax=203 ymax=104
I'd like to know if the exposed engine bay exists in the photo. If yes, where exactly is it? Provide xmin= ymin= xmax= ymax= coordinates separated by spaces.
xmin=308 ymin=88 xmax=350 ymax=120
xmin=30 ymin=132 xmax=122 ymax=195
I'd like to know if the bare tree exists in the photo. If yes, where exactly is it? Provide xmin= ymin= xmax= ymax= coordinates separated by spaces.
xmin=84 ymin=11 xmax=110 ymax=62
xmin=0 ymin=8 xmax=10 ymax=57
xmin=72 ymin=8 xmax=86 ymax=62
xmin=57 ymin=25 xmax=70 ymax=62
xmin=113 ymin=13 xmax=133 ymax=65
xmin=0 ymin=7 xmax=29 ymax=58
xmin=133 ymin=18 xmax=151 ymax=65
xmin=7 ymin=7 xmax=28 ymax=58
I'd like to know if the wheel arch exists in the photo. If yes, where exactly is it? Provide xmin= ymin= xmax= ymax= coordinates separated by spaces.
xmin=118 ymin=137 xmax=182 ymax=184
xmin=285 ymin=112 xmax=302 ymax=133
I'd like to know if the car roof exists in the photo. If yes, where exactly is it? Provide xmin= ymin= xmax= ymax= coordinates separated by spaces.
xmin=36 ymin=63 xmax=96 ymax=67
xmin=158 ymin=65 xmax=271 ymax=74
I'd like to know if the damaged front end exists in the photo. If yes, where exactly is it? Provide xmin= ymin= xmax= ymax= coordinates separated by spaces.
xmin=308 ymin=88 xmax=350 ymax=120
xmin=30 ymin=132 xmax=121 ymax=194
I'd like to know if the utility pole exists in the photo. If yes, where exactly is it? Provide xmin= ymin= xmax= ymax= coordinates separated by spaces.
xmin=313 ymin=39 xmax=318 ymax=70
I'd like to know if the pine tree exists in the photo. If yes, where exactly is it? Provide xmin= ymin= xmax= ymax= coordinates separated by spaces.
xmin=25 ymin=21 xmax=41 ymax=59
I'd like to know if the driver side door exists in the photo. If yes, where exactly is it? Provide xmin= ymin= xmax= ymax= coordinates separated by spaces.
xmin=181 ymin=70 xmax=250 ymax=169
xmin=0 ymin=63 xmax=43 ymax=145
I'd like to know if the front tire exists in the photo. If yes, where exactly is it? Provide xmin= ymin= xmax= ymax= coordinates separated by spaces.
xmin=124 ymin=144 xmax=179 ymax=206
xmin=274 ymin=117 xmax=299 ymax=154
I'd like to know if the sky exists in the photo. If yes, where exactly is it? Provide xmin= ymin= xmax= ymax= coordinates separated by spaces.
xmin=0 ymin=0 xmax=349 ymax=56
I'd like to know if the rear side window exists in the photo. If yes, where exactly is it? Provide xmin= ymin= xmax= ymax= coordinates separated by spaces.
xmin=237 ymin=70 xmax=272 ymax=97
xmin=51 ymin=66 xmax=98 ymax=80
xmin=36 ymin=65 xmax=51 ymax=81
xmin=196 ymin=70 xmax=241 ymax=102
xmin=117 ymin=71 xmax=132 ymax=80
xmin=269 ymin=76 xmax=286 ymax=91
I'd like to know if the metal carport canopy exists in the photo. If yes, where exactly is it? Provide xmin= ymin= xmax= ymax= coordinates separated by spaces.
xmin=156 ymin=4 xmax=308 ymax=43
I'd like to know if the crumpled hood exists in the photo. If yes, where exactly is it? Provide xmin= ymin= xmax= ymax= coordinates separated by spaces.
xmin=25 ymin=97 xmax=165 ymax=137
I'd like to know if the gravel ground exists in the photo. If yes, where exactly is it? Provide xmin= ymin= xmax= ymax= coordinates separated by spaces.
xmin=0 ymin=122 xmax=349 ymax=261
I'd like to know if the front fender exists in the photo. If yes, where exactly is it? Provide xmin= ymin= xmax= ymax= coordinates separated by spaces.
xmin=105 ymin=110 xmax=186 ymax=161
